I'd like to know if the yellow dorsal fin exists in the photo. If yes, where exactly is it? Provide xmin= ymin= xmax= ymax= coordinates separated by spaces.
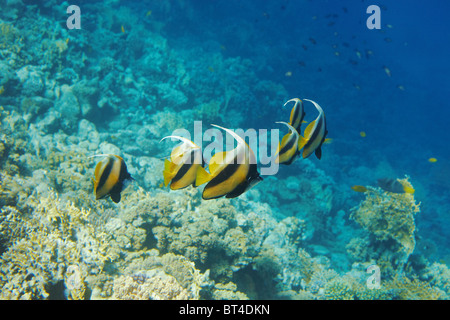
xmin=195 ymin=166 xmax=213 ymax=186
xmin=298 ymin=135 xmax=308 ymax=150
xmin=303 ymin=120 xmax=316 ymax=138
xmin=208 ymin=151 xmax=227 ymax=174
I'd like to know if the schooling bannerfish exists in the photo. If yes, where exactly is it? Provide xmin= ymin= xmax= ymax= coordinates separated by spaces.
xmin=91 ymin=154 xmax=133 ymax=203
xmin=161 ymin=135 xmax=204 ymax=190
xmin=275 ymin=121 xmax=300 ymax=165
xmin=299 ymin=99 xmax=328 ymax=159
xmin=377 ymin=178 xmax=415 ymax=194
xmin=196 ymin=125 xmax=262 ymax=200
xmin=283 ymin=98 xmax=306 ymax=135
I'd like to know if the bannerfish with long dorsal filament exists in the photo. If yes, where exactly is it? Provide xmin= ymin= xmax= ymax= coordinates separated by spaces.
xmin=283 ymin=98 xmax=306 ymax=135
xmin=275 ymin=121 xmax=300 ymax=165
xmin=161 ymin=135 xmax=204 ymax=190
xmin=91 ymin=154 xmax=133 ymax=203
xmin=377 ymin=178 xmax=415 ymax=194
xmin=298 ymin=99 xmax=328 ymax=159
xmin=195 ymin=125 xmax=263 ymax=200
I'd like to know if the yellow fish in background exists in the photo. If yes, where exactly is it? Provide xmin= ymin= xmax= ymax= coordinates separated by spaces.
xmin=298 ymin=99 xmax=328 ymax=159
xmin=121 ymin=25 xmax=126 ymax=33
xmin=275 ymin=121 xmax=300 ymax=165
xmin=161 ymin=136 xmax=204 ymax=190
xmin=351 ymin=185 xmax=368 ymax=193
xmin=428 ymin=157 xmax=437 ymax=163
xmin=377 ymin=178 xmax=415 ymax=194
xmin=91 ymin=154 xmax=133 ymax=203
xmin=283 ymin=98 xmax=306 ymax=135
xmin=196 ymin=125 xmax=263 ymax=200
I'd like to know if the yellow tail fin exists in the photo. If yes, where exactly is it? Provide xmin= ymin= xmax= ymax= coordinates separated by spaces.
xmin=195 ymin=166 xmax=212 ymax=187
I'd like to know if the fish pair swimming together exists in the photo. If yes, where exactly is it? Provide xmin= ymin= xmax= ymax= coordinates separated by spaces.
xmin=275 ymin=98 xmax=328 ymax=165
xmin=162 ymin=124 xmax=263 ymax=200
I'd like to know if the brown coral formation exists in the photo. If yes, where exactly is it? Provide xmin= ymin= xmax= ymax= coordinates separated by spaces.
xmin=349 ymin=178 xmax=421 ymax=274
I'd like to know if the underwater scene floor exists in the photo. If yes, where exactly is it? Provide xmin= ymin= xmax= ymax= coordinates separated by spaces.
xmin=0 ymin=1 xmax=449 ymax=300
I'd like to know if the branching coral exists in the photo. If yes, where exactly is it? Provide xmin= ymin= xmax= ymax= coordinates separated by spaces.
xmin=112 ymin=269 xmax=192 ymax=300
xmin=103 ymin=250 xmax=212 ymax=300
xmin=349 ymin=178 xmax=420 ymax=272
xmin=385 ymin=275 xmax=442 ymax=300
xmin=0 ymin=190 xmax=116 ymax=299
xmin=323 ymin=277 xmax=356 ymax=300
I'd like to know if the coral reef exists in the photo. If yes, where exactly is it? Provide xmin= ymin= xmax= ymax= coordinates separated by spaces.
xmin=0 ymin=189 xmax=115 ymax=299
xmin=349 ymin=178 xmax=420 ymax=275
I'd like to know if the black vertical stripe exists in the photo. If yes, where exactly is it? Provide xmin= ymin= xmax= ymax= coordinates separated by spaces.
xmin=205 ymin=155 xmax=241 ymax=188
xmin=172 ymin=162 xmax=193 ymax=183
xmin=278 ymin=134 xmax=297 ymax=155
xmin=292 ymin=105 xmax=299 ymax=125
xmin=119 ymin=157 xmax=131 ymax=181
xmin=305 ymin=116 xmax=325 ymax=149
xmin=171 ymin=150 xmax=196 ymax=183
xmin=96 ymin=157 xmax=114 ymax=192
